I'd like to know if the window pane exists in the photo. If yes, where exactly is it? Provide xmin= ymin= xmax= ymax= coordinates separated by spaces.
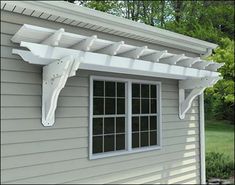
xmin=132 ymin=98 xmax=140 ymax=114
xmin=104 ymin=135 xmax=114 ymax=152
xmin=104 ymin=118 xmax=114 ymax=134
xmin=141 ymin=116 xmax=148 ymax=131
xmin=141 ymin=99 xmax=149 ymax=114
xmin=150 ymin=116 xmax=157 ymax=130
xmin=105 ymin=81 xmax=115 ymax=97
xmin=93 ymin=118 xmax=103 ymax=135
xmin=151 ymin=99 xmax=157 ymax=113
xmin=116 ymin=134 xmax=125 ymax=150
xmin=132 ymin=133 xmax=139 ymax=148
xmin=93 ymin=98 xmax=104 ymax=115
xmin=116 ymin=117 xmax=125 ymax=133
xmin=117 ymin=98 xmax=125 ymax=114
xmin=94 ymin=80 xmax=104 ymax=96
xmin=141 ymin=132 xmax=149 ymax=147
xmin=141 ymin=84 xmax=149 ymax=98
xmin=105 ymin=98 xmax=115 ymax=114
xmin=93 ymin=136 xmax=103 ymax=153
xmin=132 ymin=84 xmax=140 ymax=97
xmin=150 ymin=131 xmax=157 ymax=145
xmin=132 ymin=116 xmax=139 ymax=132
xmin=151 ymin=85 xmax=156 ymax=98
xmin=117 ymin=82 xmax=125 ymax=97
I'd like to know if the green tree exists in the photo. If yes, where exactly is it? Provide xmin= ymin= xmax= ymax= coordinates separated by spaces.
xmin=205 ymin=38 xmax=234 ymax=122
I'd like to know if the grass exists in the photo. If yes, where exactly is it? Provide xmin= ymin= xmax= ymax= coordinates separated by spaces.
xmin=205 ymin=120 xmax=234 ymax=160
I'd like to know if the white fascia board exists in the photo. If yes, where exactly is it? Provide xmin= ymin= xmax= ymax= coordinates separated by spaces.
xmin=2 ymin=1 xmax=218 ymax=54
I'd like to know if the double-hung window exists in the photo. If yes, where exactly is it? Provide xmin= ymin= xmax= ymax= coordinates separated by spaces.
xmin=90 ymin=76 xmax=161 ymax=159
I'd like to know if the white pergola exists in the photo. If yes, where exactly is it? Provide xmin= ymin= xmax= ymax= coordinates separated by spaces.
xmin=12 ymin=24 xmax=224 ymax=126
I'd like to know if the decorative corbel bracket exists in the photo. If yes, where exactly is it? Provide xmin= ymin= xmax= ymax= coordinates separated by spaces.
xmin=179 ymin=76 xmax=221 ymax=119
xmin=13 ymin=48 xmax=82 ymax=126
xmin=42 ymin=55 xmax=81 ymax=126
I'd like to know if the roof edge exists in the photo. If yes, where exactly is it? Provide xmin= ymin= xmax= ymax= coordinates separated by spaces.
xmin=2 ymin=1 xmax=218 ymax=54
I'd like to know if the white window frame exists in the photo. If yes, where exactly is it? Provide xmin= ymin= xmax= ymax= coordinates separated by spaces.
xmin=89 ymin=75 xmax=162 ymax=160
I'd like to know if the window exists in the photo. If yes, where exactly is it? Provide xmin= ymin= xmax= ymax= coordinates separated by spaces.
xmin=132 ymin=84 xmax=158 ymax=148
xmin=92 ymin=80 xmax=126 ymax=154
xmin=90 ymin=76 xmax=161 ymax=159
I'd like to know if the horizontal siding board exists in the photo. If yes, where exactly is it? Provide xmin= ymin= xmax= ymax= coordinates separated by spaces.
xmin=1 ymin=139 xmax=198 ymax=170
xmin=175 ymin=177 xmax=200 ymax=184
xmin=1 ymin=58 xmax=42 ymax=73
xmin=164 ymin=170 xmax=199 ymax=184
xmin=1 ymin=107 xmax=88 ymax=120
xmin=164 ymin=135 xmax=199 ymax=146
xmin=1 ymin=83 xmax=41 ymax=95
xmin=162 ymin=114 xmax=198 ymax=122
xmin=1 ymin=137 xmax=88 ymax=157
xmin=1 ymin=148 xmax=88 ymax=170
xmin=1 ymin=117 xmax=88 ymax=132
xmin=1 ymin=82 xmax=88 ymax=96
xmin=1 ymin=46 xmax=22 ymax=60
xmin=1 ymin=95 xmax=42 ymax=107
xmin=1 ymin=33 xmax=20 ymax=47
xmin=1 ymin=70 xmax=42 ymax=84
xmin=1 ymin=95 xmax=88 ymax=107
xmin=66 ymin=161 xmax=199 ymax=184
xmin=1 ymin=136 xmax=198 ymax=160
xmin=1 ymin=148 xmax=199 ymax=183
xmin=109 ymin=163 xmax=199 ymax=184
xmin=1 ymin=126 xmax=198 ymax=144
xmin=66 ymin=76 xmax=89 ymax=87
xmin=60 ymin=86 xmax=88 ymax=97
xmin=145 ymin=169 xmax=199 ymax=184
xmin=0 ymin=21 xmax=21 ymax=35
xmin=1 ymin=117 xmax=198 ymax=132
xmin=1 ymin=127 xmax=87 ymax=145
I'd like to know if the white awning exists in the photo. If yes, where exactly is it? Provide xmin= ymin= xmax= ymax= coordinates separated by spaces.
xmin=11 ymin=24 xmax=223 ymax=126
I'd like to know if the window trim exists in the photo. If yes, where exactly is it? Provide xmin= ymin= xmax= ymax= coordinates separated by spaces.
xmin=89 ymin=75 xmax=162 ymax=160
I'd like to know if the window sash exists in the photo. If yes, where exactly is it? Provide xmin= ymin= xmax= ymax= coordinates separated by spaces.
xmin=90 ymin=76 xmax=162 ymax=160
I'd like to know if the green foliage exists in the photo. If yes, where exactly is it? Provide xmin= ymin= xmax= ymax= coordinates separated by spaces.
xmin=205 ymin=38 xmax=234 ymax=122
xmin=206 ymin=152 xmax=234 ymax=179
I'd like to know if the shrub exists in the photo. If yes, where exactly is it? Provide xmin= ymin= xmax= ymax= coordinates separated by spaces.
xmin=206 ymin=152 xmax=234 ymax=179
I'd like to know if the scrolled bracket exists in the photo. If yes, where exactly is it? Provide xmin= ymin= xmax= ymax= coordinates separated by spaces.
xmin=179 ymin=77 xmax=221 ymax=119
xmin=42 ymin=55 xmax=81 ymax=126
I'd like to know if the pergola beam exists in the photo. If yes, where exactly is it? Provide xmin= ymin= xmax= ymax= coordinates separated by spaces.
xmin=41 ymin=28 xmax=64 ymax=46
xmin=177 ymin=57 xmax=201 ymax=67
xmin=205 ymin=62 xmax=224 ymax=72
xmin=159 ymin=54 xmax=185 ymax=65
xmin=119 ymin=46 xmax=148 ymax=59
xmin=192 ymin=61 xmax=212 ymax=70
xmin=71 ymin=35 xmax=97 ymax=51
xmin=97 ymin=41 xmax=124 ymax=55
xmin=141 ymin=50 xmax=168 ymax=62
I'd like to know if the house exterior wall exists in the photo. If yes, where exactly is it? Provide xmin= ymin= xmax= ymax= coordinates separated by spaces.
xmin=1 ymin=10 xmax=200 ymax=184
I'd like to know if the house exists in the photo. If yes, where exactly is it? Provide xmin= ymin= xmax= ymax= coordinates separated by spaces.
xmin=1 ymin=1 xmax=223 ymax=184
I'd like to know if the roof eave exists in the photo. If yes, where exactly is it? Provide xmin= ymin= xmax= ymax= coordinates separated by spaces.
xmin=2 ymin=1 xmax=218 ymax=55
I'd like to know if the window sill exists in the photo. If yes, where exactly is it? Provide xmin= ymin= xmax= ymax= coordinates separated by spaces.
xmin=89 ymin=145 xmax=162 ymax=160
